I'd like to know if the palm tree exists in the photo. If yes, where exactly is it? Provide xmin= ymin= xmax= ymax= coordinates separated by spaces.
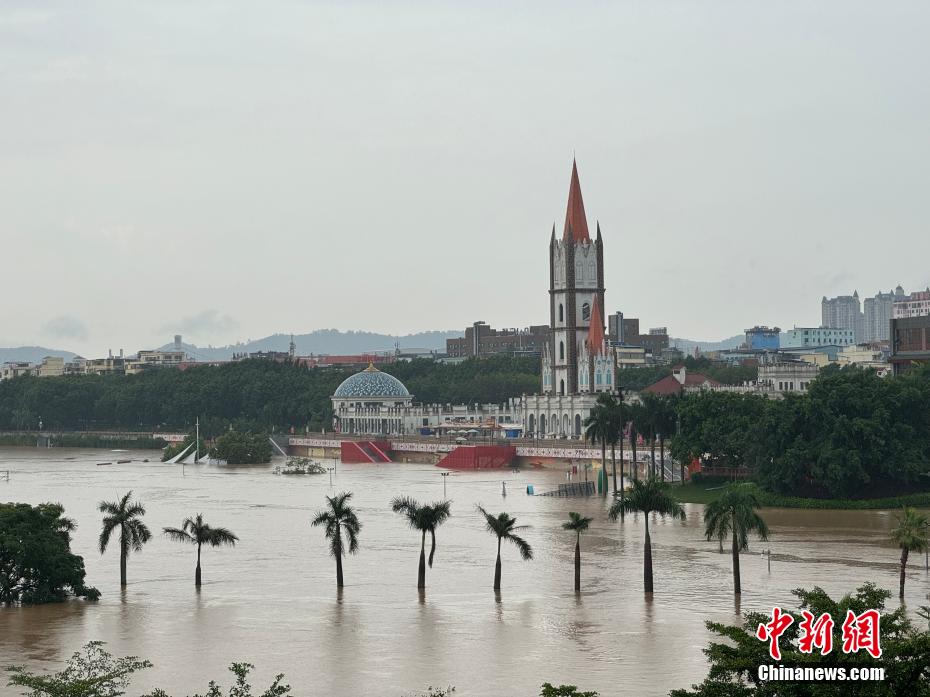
xmin=163 ymin=514 xmax=239 ymax=587
xmin=311 ymin=492 xmax=361 ymax=588
xmin=653 ymin=395 xmax=679 ymax=482
xmin=562 ymin=512 xmax=593 ymax=592
xmin=627 ymin=402 xmax=643 ymax=482
xmin=639 ymin=394 xmax=659 ymax=478
xmin=98 ymin=491 xmax=152 ymax=587
xmin=608 ymin=477 xmax=684 ymax=593
xmin=703 ymin=484 xmax=769 ymax=595
xmin=476 ymin=505 xmax=533 ymax=590
xmin=391 ymin=496 xmax=452 ymax=589
xmin=890 ymin=507 xmax=929 ymax=598
xmin=583 ymin=395 xmax=613 ymax=493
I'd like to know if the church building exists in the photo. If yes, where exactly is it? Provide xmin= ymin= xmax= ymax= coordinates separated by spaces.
xmin=522 ymin=160 xmax=617 ymax=438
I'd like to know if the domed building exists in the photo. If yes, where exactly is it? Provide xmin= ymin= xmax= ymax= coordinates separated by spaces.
xmin=331 ymin=364 xmax=414 ymax=435
xmin=331 ymin=363 xmax=520 ymax=437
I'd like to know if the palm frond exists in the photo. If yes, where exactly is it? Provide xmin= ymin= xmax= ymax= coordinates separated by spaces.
xmin=98 ymin=518 xmax=117 ymax=553
xmin=207 ymin=526 xmax=239 ymax=547
xmin=509 ymin=533 xmax=533 ymax=561
xmin=163 ymin=527 xmax=194 ymax=544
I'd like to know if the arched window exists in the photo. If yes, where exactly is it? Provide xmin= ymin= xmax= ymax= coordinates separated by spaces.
xmin=574 ymin=414 xmax=581 ymax=436
xmin=558 ymin=304 xmax=564 ymax=323
xmin=559 ymin=379 xmax=565 ymax=395
xmin=539 ymin=414 xmax=546 ymax=436
xmin=528 ymin=414 xmax=535 ymax=434
xmin=581 ymin=302 xmax=590 ymax=321
xmin=559 ymin=341 xmax=565 ymax=360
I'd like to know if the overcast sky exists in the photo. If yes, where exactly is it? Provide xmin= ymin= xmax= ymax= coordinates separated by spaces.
xmin=2 ymin=1 xmax=929 ymax=357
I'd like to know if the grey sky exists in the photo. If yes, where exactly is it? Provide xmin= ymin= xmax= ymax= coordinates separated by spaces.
xmin=2 ymin=1 xmax=929 ymax=357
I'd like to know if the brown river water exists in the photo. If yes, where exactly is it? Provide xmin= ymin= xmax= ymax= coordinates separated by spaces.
xmin=0 ymin=447 xmax=927 ymax=696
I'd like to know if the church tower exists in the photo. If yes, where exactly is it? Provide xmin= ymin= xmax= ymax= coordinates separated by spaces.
xmin=543 ymin=160 xmax=605 ymax=395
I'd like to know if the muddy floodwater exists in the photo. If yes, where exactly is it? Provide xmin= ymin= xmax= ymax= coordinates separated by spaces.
xmin=1 ymin=448 xmax=926 ymax=696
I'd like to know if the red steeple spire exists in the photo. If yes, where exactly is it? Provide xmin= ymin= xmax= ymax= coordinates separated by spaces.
xmin=587 ymin=298 xmax=605 ymax=354
xmin=563 ymin=159 xmax=590 ymax=243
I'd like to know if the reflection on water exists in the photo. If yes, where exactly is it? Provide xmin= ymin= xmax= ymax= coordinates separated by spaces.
xmin=1 ymin=448 xmax=927 ymax=696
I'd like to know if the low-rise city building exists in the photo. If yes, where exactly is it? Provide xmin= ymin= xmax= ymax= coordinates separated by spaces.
xmin=744 ymin=326 xmax=780 ymax=351
xmin=782 ymin=327 xmax=855 ymax=349
xmin=125 ymin=350 xmax=186 ymax=374
xmin=36 ymin=356 xmax=65 ymax=377
xmin=0 ymin=362 xmax=35 ymax=380
xmin=757 ymin=361 xmax=820 ymax=393
xmin=445 ymin=322 xmax=549 ymax=359
xmin=641 ymin=365 xmax=722 ymax=396
xmin=893 ymin=289 xmax=930 ymax=319
xmin=890 ymin=315 xmax=930 ymax=375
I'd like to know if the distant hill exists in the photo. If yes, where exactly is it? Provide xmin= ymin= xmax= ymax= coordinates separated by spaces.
xmin=669 ymin=335 xmax=744 ymax=354
xmin=0 ymin=346 xmax=79 ymax=364
xmin=158 ymin=328 xmax=465 ymax=361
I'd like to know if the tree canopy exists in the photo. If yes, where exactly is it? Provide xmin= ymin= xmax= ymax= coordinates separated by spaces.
xmin=671 ymin=366 xmax=930 ymax=499
xmin=0 ymin=502 xmax=100 ymax=605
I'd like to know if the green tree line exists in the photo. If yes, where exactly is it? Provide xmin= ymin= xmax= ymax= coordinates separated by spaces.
xmin=0 ymin=356 xmax=539 ymax=436
xmin=671 ymin=365 xmax=930 ymax=499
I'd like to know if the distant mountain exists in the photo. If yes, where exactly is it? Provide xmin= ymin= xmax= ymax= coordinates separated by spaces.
xmin=0 ymin=346 xmax=78 ymax=364
xmin=669 ymin=335 xmax=744 ymax=354
xmin=158 ymin=329 xmax=465 ymax=361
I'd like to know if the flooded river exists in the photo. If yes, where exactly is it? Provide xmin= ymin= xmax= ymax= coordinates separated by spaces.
xmin=0 ymin=447 xmax=925 ymax=696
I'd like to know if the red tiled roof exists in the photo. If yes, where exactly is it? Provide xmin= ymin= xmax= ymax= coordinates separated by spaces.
xmin=587 ymin=299 xmax=605 ymax=354
xmin=642 ymin=371 xmax=722 ymax=395
xmin=563 ymin=159 xmax=590 ymax=243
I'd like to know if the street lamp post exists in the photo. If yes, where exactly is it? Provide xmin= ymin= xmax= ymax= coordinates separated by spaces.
xmin=327 ymin=466 xmax=334 ymax=488
xmin=440 ymin=471 xmax=450 ymax=497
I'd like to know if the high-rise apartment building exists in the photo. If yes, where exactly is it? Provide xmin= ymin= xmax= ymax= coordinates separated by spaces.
xmin=822 ymin=292 xmax=864 ymax=343
xmin=863 ymin=286 xmax=906 ymax=342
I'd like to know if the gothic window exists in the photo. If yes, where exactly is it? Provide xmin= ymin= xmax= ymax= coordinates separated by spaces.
xmin=559 ymin=341 xmax=565 ymax=361
xmin=559 ymin=304 xmax=564 ymax=323
xmin=559 ymin=379 xmax=565 ymax=395
xmin=582 ymin=302 xmax=590 ymax=321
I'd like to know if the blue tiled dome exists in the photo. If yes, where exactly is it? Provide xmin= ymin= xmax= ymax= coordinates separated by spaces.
xmin=333 ymin=365 xmax=410 ymax=398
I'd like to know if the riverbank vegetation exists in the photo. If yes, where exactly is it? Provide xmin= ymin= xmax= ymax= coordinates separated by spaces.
xmin=0 ymin=355 xmax=538 ymax=435
xmin=5 ymin=641 xmax=595 ymax=696
xmin=672 ymin=365 xmax=930 ymax=500
xmin=0 ymin=502 xmax=99 ymax=604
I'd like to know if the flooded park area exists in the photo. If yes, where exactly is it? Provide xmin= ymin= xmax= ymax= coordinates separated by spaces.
xmin=1 ymin=447 xmax=926 ymax=696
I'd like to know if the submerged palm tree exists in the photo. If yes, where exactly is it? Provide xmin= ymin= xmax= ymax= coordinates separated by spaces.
xmin=703 ymin=484 xmax=769 ymax=595
xmin=391 ymin=496 xmax=452 ymax=589
xmin=163 ymin=514 xmax=239 ymax=587
xmin=890 ymin=507 xmax=929 ymax=599
xmin=311 ymin=492 xmax=361 ymax=588
xmin=609 ymin=477 xmax=684 ymax=593
xmin=476 ymin=506 xmax=533 ymax=591
xmin=98 ymin=491 xmax=152 ymax=587
xmin=562 ymin=512 xmax=593 ymax=592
